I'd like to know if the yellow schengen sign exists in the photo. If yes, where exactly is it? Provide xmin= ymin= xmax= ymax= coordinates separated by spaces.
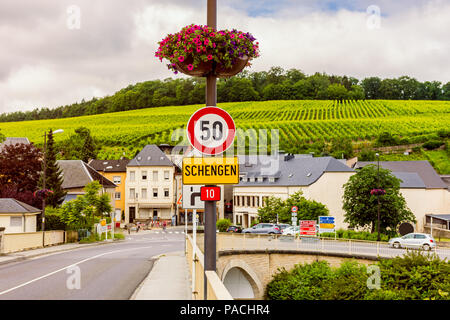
xmin=183 ymin=157 xmax=239 ymax=185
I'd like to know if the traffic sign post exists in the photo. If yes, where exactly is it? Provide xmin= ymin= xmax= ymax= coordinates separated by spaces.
xmin=318 ymin=216 xmax=336 ymax=239
xmin=299 ymin=220 xmax=317 ymax=236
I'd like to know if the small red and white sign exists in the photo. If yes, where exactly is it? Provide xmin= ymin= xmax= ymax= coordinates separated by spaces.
xmin=200 ymin=186 xmax=221 ymax=201
xmin=299 ymin=220 xmax=316 ymax=236
xmin=187 ymin=107 xmax=236 ymax=156
xmin=291 ymin=206 xmax=298 ymax=213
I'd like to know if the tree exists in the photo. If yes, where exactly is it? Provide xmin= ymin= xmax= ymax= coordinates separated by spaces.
xmin=326 ymin=84 xmax=350 ymax=101
xmin=329 ymin=137 xmax=354 ymax=159
xmin=59 ymin=181 xmax=112 ymax=230
xmin=38 ymin=129 xmax=67 ymax=207
xmin=0 ymin=143 xmax=42 ymax=208
xmin=62 ymin=127 xmax=98 ymax=162
xmin=342 ymin=165 xmax=416 ymax=233
xmin=258 ymin=191 xmax=329 ymax=223
xmin=361 ymin=77 xmax=381 ymax=99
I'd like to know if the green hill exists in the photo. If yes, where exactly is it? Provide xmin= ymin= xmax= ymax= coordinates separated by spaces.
xmin=1 ymin=99 xmax=449 ymax=170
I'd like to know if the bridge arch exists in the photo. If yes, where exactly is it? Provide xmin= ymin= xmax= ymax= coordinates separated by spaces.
xmin=221 ymin=259 xmax=264 ymax=299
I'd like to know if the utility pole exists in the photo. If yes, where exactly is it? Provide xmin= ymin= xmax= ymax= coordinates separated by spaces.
xmin=376 ymin=153 xmax=381 ymax=242
xmin=41 ymin=131 xmax=47 ymax=247
xmin=204 ymin=0 xmax=217 ymax=301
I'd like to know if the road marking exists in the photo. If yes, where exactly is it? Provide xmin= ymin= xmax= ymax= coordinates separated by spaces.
xmin=0 ymin=245 xmax=156 ymax=296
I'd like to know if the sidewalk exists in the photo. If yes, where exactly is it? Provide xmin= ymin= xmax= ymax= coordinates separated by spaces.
xmin=0 ymin=240 xmax=118 ymax=266
xmin=131 ymin=251 xmax=191 ymax=300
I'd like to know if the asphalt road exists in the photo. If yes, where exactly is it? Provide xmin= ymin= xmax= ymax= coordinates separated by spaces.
xmin=0 ymin=228 xmax=185 ymax=300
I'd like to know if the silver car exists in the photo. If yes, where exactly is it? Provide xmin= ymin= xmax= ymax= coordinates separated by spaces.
xmin=242 ymin=223 xmax=282 ymax=234
xmin=389 ymin=233 xmax=436 ymax=251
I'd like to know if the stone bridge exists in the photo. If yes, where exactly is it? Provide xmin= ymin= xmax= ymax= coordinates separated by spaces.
xmin=189 ymin=233 xmax=381 ymax=300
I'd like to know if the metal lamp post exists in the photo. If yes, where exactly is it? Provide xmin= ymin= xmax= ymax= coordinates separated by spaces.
xmin=41 ymin=129 xmax=64 ymax=246
xmin=376 ymin=153 xmax=381 ymax=242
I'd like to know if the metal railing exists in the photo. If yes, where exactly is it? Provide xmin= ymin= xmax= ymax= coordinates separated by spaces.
xmin=206 ymin=233 xmax=450 ymax=260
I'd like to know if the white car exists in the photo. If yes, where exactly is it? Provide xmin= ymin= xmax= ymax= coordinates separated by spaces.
xmin=282 ymin=226 xmax=300 ymax=235
xmin=388 ymin=233 xmax=436 ymax=251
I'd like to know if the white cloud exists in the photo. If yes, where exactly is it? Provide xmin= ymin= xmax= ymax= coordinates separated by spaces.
xmin=0 ymin=0 xmax=449 ymax=114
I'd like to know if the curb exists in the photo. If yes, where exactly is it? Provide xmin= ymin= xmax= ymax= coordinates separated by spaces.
xmin=0 ymin=239 xmax=125 ymax=267
xmin=129 ymin=252 xmax=166 ymax=300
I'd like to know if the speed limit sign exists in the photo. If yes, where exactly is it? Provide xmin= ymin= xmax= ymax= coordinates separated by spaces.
xmin=187 ymin=107 xmax=236 ymax=156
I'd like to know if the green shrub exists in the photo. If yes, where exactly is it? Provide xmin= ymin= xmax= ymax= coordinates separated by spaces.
xmin=45 ymin=214 xmax=66 ymax=230
xmin=437 ymin=129 xmax=450 ymax=139
xmin=322 ymin=261 xmax=369 ymax=300
xmin=216 ymin=218 xmax=232 ymax=232
xmin=265 ymin=261 xmax=333 ymax=300
xmin=422 ymin=140 xmax=445 ymax=150
xmin=265 ymin=251 xmax=450 ymax=300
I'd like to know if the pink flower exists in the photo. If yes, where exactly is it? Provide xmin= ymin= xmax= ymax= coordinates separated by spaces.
xmin=204 ymin=38 xmax=209 ymax=45
xmin=207 ymin=54 xmax=213 ymax=60
xmin=230 ymin=34 xmax=235 ymax=39
xmin=187 ymin=64 xmax=194 ymax=71
xmin=178 ymin=56 xmax=185 ymax=62
xmin=210 ymin=32 xmax=216 ymax=37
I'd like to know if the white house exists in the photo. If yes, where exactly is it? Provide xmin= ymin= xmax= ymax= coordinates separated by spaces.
xmin=0 ymin=199 xmax=41 ymax=234
xmin=232 ymin=154 xmax=354 ymax=229
xmin=125 ymin=145 xmax=177 ymax=224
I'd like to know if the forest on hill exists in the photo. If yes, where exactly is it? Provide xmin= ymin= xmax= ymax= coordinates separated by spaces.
xmin=1 ymin=66 xmax=449 ymax=123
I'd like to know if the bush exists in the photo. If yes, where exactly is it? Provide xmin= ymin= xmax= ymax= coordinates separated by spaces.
xmin=216 ymin=218 xmax=232 ymax=232
xmin=265 ymin=261 xmax=333 ymax=300
xmin=422 ymin=140 xmax=445 ymax=150
xmin=45 ymin=214 xmax=67 ymax=231
xmin=265 ymin=251 xmax=450 ymax=300
xmin=320 ymin=229 xmax=393 ymax=242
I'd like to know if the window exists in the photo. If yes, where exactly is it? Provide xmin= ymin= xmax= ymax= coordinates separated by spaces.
xmin=402 ymin=234 xmax=414 ymax=239
xmin=164 ymin=171 xmax=170 ymax=180
xmin=141 ymin=188 xmax=147 ymax=199
xmin=10 ymin=216 xmax=22 ymax=227
xmin=164 ymin=188 xmax=169 ymax=198
xmin=129 ymin=171 xmax=135 ymax=182
xmin=153 ymin=188 xmax=158 ymax=198
xmin=114 ymin=192 xmax=121 ymax=200
xmin=256 ymin=197 xmax=260 ymax=207
xmin=414 ymin=234 xmax=426 ymax=239
xmin=153 ymin=171 xmax=158 ymax=181
xmin=142 ymin=171 xmax=147 ymax=180
xmin=130 ymin=188 xmax=135 ymax=199
xmin=246 ymin=196 xmax=251 ymax=206
xmin=113 ymin=176 xmax=121 ymax=184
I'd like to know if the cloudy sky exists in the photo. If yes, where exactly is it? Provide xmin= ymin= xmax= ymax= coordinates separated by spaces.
xmin=0 ymin=0 xmax=449 ymax=113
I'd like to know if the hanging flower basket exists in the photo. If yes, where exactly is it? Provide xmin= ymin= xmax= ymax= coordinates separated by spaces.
xmin=370 ymin=189 xmax=386 ymax=196
xmin=34 ymin=189 xmax=54 ymax=198
xmin=155 ymin=24 xmax=259 ymax=77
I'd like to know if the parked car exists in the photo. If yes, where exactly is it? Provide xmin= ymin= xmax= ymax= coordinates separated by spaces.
xmin=277 ymin=223 xmax=291 ymax=231
xmin=242 ymin=223 xmax=282 ymax=234
xmin=282 ymin=226 xmax=300 ymax=235
xmin=226 ymin=225 xmax=242 ymax=233
xmin=388 ymin=233 xmax=436 ymax=251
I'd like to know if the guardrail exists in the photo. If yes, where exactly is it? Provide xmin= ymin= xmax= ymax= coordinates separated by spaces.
xmin=193 ymin=233 xmax=450 ymax=260
xmin=186 ymin=234 xmax=233 ymax=300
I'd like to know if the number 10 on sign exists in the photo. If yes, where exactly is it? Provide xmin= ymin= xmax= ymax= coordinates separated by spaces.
xmin=201 ymin=186 xmax=221 ymax=201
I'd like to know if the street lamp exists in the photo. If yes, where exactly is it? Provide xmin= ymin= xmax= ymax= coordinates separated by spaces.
xmin=375 ymin=153 xmax=381 ymax=242
xmin=42 ymin=129 xmax=64 ymax=245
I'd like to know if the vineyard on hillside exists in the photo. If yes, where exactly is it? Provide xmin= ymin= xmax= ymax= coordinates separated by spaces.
xmin=1 ymin=100 xmax=449 ymax=159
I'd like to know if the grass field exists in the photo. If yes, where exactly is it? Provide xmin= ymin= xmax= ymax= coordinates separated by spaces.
xmin=1 ymin=99 xmax=449 ymax=164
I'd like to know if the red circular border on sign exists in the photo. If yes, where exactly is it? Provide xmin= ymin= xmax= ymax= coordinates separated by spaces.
xmin=187 ymin=107 xmax=236 ymax=155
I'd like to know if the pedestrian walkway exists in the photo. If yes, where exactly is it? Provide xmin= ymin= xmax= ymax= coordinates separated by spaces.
xmin=132 ymin=251 xmax=191 ymax=300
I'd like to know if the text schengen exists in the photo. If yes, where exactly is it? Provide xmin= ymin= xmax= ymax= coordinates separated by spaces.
xmin=182 ymin=157 xmax=239 ymax=185
xmin=184 ymin=164 xmax=237 ymax=177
